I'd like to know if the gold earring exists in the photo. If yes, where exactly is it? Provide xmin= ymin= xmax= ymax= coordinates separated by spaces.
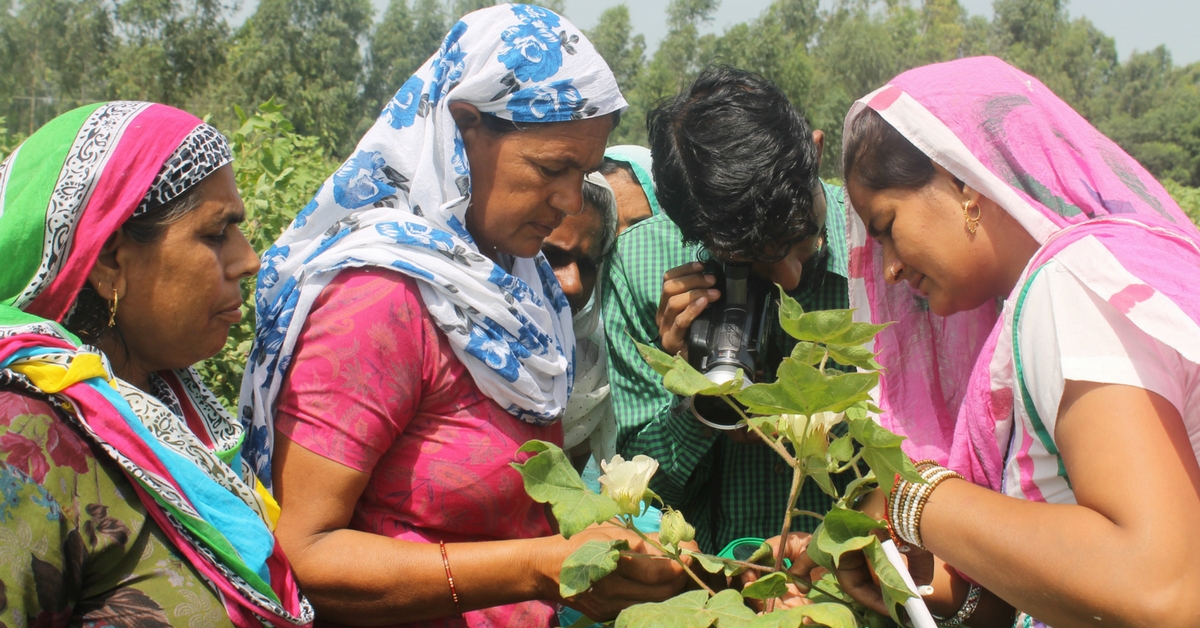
xmin=963 ymin=201 xmax=982 ymax=235
xmin=108 ymin=288 xmax=118 ymax=328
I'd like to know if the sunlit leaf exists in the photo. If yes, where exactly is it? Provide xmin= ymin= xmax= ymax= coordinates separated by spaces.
xmin=847 ymin=418 xmax=923 ymax=496
xmin=740 ymin=571 xmax=790 ymax=600
xmin=615 ymin=590 xmax=714 ymax=628
xmin=828 ymin=434 xmax=854 ymax=463
xmin=805 ymin=573 xmax=855 ymax=606
xmin=559 ymin=539 xmax=630 ymax=598
xmin=510 ymin=441 xmax=620 ymax=538
xmin=747 ymin=603 xmax=860 ymax=628
xmin=687 ymin=550 xmax=729 ymax=575
xmin=863 ymin=538 xmax=916 ymax=624
xmin=705 ymin=589 xmax=756 ymax=627
xmin=824 ymin=343 xmax=882 ymax=371
xmin=782 ymin=310 xmax=854 ymax=344
xmin=814 ymin=505 xmax=883 ymax=568
xmin=736 ymin=361 xmax=877 ymax=416
xmin=841 ymin=472 xmax=878 ymax=505
xmin=824 ymin=321 xmax=892 ymax=347
xmin=634 ymin=339 xmax=676 ymax=377
xmin=789 ymin=341 xmax=823 ymax=365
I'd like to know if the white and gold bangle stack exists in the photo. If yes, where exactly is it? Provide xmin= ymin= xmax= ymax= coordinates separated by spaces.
xmin=887 ymin=460 xmax=964 ymax=550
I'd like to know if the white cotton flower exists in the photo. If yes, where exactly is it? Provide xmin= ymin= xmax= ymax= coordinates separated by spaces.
xmin=782 ymin=411 xmax=845 ymax=460
xmin=599 ymin=454 xmax=659 ymax=517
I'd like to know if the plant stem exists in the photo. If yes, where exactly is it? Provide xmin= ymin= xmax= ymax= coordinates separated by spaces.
xmin=723 ymin=396 xmax=797 ymax=466
xmin=819 ymin=347 xmax=830 ymax=373
xmin=769 ymin=464 xmax=806 ymax=612
xmin=620 ymin=520 xmax=716 ymax=596
xmin=791 ymin=509 xmax=825 ymax=522
xmin=836 ymin=451 xmax=864 ymax=475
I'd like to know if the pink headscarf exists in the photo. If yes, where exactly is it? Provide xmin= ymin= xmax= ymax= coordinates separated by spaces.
xmin=844 ymin=57 xmax=1200 ymax=491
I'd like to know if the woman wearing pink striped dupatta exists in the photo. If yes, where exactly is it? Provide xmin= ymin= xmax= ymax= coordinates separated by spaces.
xmin=797 ymin=57 xmax=1200 ymax=627
xmin=0 ymin=103 xmax=311 ymax=627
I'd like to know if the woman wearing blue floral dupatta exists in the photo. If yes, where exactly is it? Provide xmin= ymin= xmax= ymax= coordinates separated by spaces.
xmin=240 ymin=5 xmax=689 ymax=627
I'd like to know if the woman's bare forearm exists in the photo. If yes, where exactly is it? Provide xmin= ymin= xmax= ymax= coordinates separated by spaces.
xmin=922 ymin=480 xmax=1200 ymax=627
xmin=284 ymin=529 xmax=560 ymax=625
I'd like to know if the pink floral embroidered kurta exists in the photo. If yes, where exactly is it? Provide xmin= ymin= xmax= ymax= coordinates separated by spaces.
xmin=276 ymin=268 xmax=561 ymax=628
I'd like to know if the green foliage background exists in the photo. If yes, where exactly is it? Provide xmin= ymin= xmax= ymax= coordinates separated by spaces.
xmin=2 ymin=0 xmax=1200 ymax=408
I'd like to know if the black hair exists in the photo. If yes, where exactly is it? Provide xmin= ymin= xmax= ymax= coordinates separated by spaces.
xmin=842 ymin=108 xmax=935 ymax=191
xmin=62 ymin=185 xmax=206 ymax=346
xmin=647 ymin=65 xmax=821 ymax=261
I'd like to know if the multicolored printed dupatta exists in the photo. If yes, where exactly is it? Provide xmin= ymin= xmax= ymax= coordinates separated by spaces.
xmin=0 ymin=102 xmax=312 ymax=627
xmin=844 ymin=57 xmax=1200 ymax=491
xmin=241 ymin=4 xmax=626 ymax=487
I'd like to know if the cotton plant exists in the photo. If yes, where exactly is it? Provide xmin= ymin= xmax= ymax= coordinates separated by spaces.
xmin=512 ymin=288 xmax=926 ymax=628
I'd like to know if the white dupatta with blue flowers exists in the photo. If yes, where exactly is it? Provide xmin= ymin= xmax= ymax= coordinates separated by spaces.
xmin=238 ymin=3 xmax=627 ymax=486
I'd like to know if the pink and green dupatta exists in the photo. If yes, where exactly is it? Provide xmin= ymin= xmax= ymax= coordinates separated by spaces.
xmin=0 ymin=102 xmax=312 ymax=627
xmin=843 ymin=57 xmax=1200 ymax=492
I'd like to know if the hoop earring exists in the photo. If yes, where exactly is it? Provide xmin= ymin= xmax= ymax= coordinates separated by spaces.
xmin=108 ymin=289 xmax=119 ymax=328
xmin=963 ymin=201 xmax=981 ymax=235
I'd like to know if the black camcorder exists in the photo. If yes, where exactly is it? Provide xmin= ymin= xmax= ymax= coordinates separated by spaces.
xmin=685 ymin=262 xmax=784 ymax=430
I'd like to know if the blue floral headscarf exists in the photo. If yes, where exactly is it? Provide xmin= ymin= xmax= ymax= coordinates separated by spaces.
xmin=239 ymin=3 xmax=627 ymax=486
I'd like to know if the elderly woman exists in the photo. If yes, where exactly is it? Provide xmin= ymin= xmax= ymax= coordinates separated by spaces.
xmin=0 ymin=103 xmax=311 ymax=626
xmin=543 ymin=172 xmax=620 ymax=465
xmin=239 ymin=6 xmax=689 ymax=627
xmin=794 ymin=56 xmax=1200 ymax=627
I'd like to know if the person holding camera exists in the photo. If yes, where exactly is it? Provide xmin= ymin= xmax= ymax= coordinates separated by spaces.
xmin=602 ymin=65 xmax=852 ymax=553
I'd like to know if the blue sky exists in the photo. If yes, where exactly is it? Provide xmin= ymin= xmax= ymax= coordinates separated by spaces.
xmin=557 ymin=0 xmax=1200 ymax=64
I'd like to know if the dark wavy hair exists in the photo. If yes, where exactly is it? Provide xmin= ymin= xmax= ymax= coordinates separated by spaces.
xmin=842 ymin=108 xmax=935 ymax=191
xmin=647 ymin=65 xmax=821 ymax=261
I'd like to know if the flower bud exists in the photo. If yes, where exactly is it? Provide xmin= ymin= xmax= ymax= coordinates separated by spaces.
xmin=599 ymin=454 xmax=659 ymax=517
xmin=659 ymin=508 xmax=695 ymax=545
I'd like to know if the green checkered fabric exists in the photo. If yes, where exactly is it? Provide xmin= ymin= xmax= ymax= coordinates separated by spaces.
xmin=601 ymin=182 xmax=853 ymax=553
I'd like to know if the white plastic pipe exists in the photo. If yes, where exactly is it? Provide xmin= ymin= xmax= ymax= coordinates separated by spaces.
xmin=880 ymin=539 xmax=938 ymax=628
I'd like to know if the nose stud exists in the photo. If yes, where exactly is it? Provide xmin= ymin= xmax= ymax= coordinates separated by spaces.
xmin=888 ymin=264 xmax=900 ymax=281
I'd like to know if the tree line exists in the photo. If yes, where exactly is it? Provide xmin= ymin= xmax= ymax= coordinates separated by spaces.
xmin=3 ymin=0 xmax=1200 ymax=203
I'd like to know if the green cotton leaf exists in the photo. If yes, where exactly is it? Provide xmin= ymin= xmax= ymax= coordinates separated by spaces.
xmin=736 ymin=361 xmax=878 ymax=416
xmin=815 ymin=505 xmax=885 ymax=568
xmin=808 ymin=467 xmax=838 ymax=499
xmin=635 ymin=339 xmax=743 ymax=397
xmin=634 ymin=338 xmax=676 ymax=376
xmin=687 ymin=550 xmax=730 ymax=575
xmin=510 ymin=440 xmax=620 ymax=538
xmin=740 ymin=571 xmax=790 ymax=600
xmin=615 ymin=590 xmax=715 ymax=628
xmin=847 ymin=418 xmax=923 ymax=497
xmin=806 ymin=524 xmax=836 ymax=572
xmin=824 ymin=343 xmax=882 ymax=371
xmin=841 ymin=472 xmax=879 ymax=506
xmin=863 ymin=537 xmax=916 ymax=624
xmin=781 ymin=309 xmax=855 ymax=344
xmin=559 ymin=539 xmax=630 ymax=598
xmin=745 ymin=542 xmax=774 ymax=566
xmin=705 ymin=589 xmax=757 ymax=627
xmin=789 ymin=341 xmax=824 ymax=366
xmin=824 ymin=321 xmax=892 ymax=347
xmin=805 ymin=573 xmax=856 ymax=606
xmin=829 ymin=434 xmax=855 ymax=463
xmin=563 ymin=614 xmax=601 ymax=628
xmin=778 ymin=285 xmax=805 ymax=324
xmin=747 ymin=603 xmax=860 ymax=628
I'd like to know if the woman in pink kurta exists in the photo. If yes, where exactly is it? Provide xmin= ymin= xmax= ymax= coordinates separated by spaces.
xmin=243 ymin=6 xmax=690 ymax=627
xmin=277 ymin=269 xmax=559 ymax=626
